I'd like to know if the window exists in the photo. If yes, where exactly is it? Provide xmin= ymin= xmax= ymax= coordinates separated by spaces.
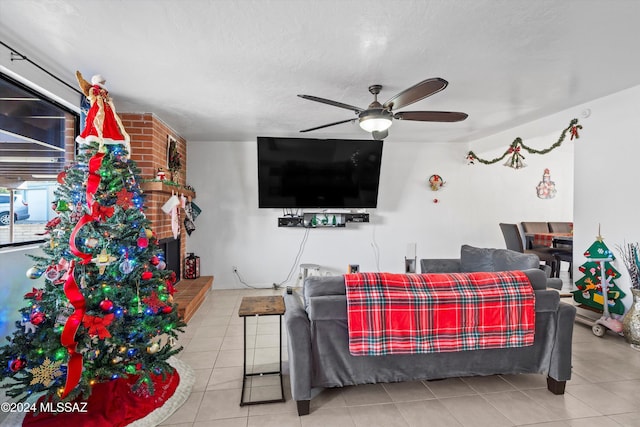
xmin=0 ymin=73 xmax=79 ymax=245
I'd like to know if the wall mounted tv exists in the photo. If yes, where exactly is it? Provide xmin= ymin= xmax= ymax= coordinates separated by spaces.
xmin=257 ymin=136 xmax=383 ymax=209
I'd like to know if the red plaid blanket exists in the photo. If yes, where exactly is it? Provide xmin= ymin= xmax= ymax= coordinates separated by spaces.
xmin=344 ymin=271 xmax=535 ymax=356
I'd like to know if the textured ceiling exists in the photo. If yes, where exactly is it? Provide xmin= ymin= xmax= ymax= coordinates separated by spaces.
xmin=1 ymin=0 xmax=639 ymax=143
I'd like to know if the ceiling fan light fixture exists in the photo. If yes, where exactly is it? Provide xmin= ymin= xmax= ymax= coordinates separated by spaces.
xmin=359 ymin=109 xmax=393 ymax=133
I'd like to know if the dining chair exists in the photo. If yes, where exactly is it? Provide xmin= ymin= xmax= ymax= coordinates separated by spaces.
xmin=554 ymin=248 xmax=573 ymax=279
xmin=521 ymin=221 xmax=551 ymax=249
xmin=499 ymin=223 xmax=558 ymax=276
xmin=548 ymin=222 xmax=573 ymax=278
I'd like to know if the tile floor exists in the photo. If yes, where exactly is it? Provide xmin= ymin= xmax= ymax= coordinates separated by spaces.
xmin=160 ymin=273 xmax=640 ymax=427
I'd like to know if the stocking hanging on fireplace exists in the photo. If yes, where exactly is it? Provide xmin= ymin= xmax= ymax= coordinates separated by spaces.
xmin=0 ymin=73 xmax=186 ymax=407
xmin=183 ymin=201 xmax=201 ymax=236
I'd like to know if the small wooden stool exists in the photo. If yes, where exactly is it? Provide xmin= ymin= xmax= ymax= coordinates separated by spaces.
xmin=238 ymin=295 xmax=285 ymax=406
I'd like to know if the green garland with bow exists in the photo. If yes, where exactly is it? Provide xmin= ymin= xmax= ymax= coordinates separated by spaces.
xmin=466 ymin=118 xmax=582 ymax=168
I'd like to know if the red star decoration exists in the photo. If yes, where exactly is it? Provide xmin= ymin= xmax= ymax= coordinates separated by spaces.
xmin=142 ymin=291 xmax=167 ymax=314
xmin=115 ymin=188 xmax=134 ymax=209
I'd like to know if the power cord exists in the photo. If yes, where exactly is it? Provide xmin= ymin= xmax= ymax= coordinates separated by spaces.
xmin=232 ymin=266 xmax=262 ymax=289
xmin=231 ymin=226 xmax=310 ymax=290
xmin=277 ymin=227 xmax=310 ymax=288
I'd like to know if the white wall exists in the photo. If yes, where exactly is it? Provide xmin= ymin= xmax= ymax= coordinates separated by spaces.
xmin=571 ymin=85 xmax=640 ymax=309
xmin=186 ymin=129 xmax=574 ymax=288
xmin=0 ymin=245 xmax=44 ymax=339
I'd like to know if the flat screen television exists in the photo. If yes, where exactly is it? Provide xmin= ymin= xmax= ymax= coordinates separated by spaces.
xmin=257 ymin=136 xmax=383 ymax=209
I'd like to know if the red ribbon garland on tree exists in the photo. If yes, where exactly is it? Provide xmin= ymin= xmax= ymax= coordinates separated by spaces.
xmin=86 ymin=153 xmax=105 ymax=208
xmin=60 ymin=261 xmax=86 ymax=398
xmin=69 ymin=214 xmax=94 ymax=264
xmin=61 ymin=151 xmax=108 ymax=397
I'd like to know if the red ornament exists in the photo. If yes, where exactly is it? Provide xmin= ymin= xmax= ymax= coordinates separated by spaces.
xmin=161 ymin=306 xmax=172 ymax=314
xmin=433 ymin=198 xmax=439 ymax=204
xmin=99 ymin=299 xmax=114 ymax=312
xmin=30 ymin=311 xmax=45 ymax=325
xmin=57 ymin=170 xmax=67 ymax=184
xmin=141 ymin=271 xmax=153 ymax=280
xmin=150 ymin=256 xmax=160 ymax=266
xmin=137 ymin=237 xmax=149 ymax=248
xmin=9 ymin=358 xmax=26 ymax=372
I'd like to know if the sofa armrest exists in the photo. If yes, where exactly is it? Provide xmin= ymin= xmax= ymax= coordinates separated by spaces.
xmin=284 ymin=292 xmax=313 ymax=401
xmin=548 ymin=301 xmax=577 ymax=381
xmin=545 ymin=277 xmax=563 ymax=291
xmin=420 ymin=258 xmax=461 ymax=273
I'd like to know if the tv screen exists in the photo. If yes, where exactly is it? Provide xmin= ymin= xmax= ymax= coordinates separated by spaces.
xmin=257 ymin=136 xmax=383 ymax=209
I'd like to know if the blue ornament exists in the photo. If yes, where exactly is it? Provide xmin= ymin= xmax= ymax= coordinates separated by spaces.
xmin=119 ymin=259 xmax=134 ymax=274
xmin=26 ymin=267 xmax=44 ymax=279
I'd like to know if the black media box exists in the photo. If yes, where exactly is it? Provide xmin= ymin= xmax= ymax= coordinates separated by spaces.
xmin=278 ymin=217 xmax=303 ymax=227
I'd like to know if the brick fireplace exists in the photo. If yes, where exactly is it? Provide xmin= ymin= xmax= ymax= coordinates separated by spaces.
xmin=120 ymin=113 xmax=190 ymax=279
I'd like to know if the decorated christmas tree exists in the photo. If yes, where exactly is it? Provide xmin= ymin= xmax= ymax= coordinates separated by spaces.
xmin=573 ymin=234 xmax=626 ymax=315
xmin=0 ymin=72 xmax=186 ymax=409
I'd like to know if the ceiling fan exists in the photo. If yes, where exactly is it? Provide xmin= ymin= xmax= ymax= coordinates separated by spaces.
xmin=298 ymin=78 xmax=468 ymax=139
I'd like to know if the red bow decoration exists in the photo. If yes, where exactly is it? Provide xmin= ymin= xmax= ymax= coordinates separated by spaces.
xmin=90 ymin=201 xmax=115 ymax=221
xmin=35 ymin=217 xmax=61 ymax=236
xmin=570 ymin=125 xmax=582 ymax=140
xmin=24 ymin=288 xmax=44 ymax=301
xmin=82 ymin=313 xmax=115 ymax=339
xmin=507 ymin=145 xmax=521 ymax=153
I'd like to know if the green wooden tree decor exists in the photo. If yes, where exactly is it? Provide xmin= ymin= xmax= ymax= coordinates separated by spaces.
xmin=573 ymin=234 xmax=626 ymax=315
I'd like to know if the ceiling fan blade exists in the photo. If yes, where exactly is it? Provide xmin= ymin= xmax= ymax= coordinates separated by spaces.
xmin=298 ymin=94 xmax=364 ymax=113
xmin=394 ymin=111 xmax=468 ymax=122
xmin=300 ymin=118 xmax=357 ymax=132
xmin=383 ymin=78 xmax=448 ymax=111
xmin=372 ymin=129 xmax=388 ymax=140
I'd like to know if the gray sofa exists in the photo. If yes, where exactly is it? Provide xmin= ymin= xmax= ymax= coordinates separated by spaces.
xmin=420 ymin=244 xmax=564 ymax=290
xmin=284 ymin=254 xmax=576 ymax=416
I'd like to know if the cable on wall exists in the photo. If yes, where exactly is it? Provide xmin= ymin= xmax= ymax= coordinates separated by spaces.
xmin=277 ymin=227 xmax=311 ymax=288
xmin=0 ymin=40 xmax=83 ymax=96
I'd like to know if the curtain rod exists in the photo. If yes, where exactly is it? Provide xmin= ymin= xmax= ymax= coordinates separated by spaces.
xmin=0 ymin=40 xmax=83 ymax=96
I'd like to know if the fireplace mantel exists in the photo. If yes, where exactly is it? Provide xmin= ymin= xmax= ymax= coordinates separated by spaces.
xmin=140 ymin=181 xmax=196 ymax=198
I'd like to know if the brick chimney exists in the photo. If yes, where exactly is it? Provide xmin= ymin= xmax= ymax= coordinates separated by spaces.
xmin=120 ymin=113 xmax=190 ymax=279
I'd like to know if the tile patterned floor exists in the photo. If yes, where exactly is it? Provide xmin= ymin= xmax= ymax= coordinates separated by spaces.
xmin=158 ymin=275 xmax=640 ymax=427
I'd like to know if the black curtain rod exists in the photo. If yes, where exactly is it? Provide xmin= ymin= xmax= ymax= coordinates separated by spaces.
xmin=0 ymin=40 xmax=83 ymax=97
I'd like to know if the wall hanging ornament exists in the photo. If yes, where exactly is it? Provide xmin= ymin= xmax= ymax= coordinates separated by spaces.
xmin=536 ymin=168 xmax=557 ymax=199
xmin=428 ymin=174 xmax=445 ymax=191
xmin=466 ymin=118 xmax=582 ymax=169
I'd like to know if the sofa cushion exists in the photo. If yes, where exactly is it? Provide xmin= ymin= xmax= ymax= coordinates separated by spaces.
xmin=460 ymin=245 xmax=494 ymax=272
xmin=303 ymin=275 xmax=345 ymax=309
xmin=493 ymin=250 xmax=540 ymax=271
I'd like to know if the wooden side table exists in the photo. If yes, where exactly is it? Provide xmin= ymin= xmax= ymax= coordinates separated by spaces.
xmin=238 ymin=295 xmax=285 ymax=406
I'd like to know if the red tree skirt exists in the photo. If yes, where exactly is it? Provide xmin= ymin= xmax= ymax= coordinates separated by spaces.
xmin=23 ymin=370 xmax=180 ymax=427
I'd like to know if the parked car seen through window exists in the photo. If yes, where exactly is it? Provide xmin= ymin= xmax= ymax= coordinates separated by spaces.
xmin=0 ymin=194 xmax=30 ymax=226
